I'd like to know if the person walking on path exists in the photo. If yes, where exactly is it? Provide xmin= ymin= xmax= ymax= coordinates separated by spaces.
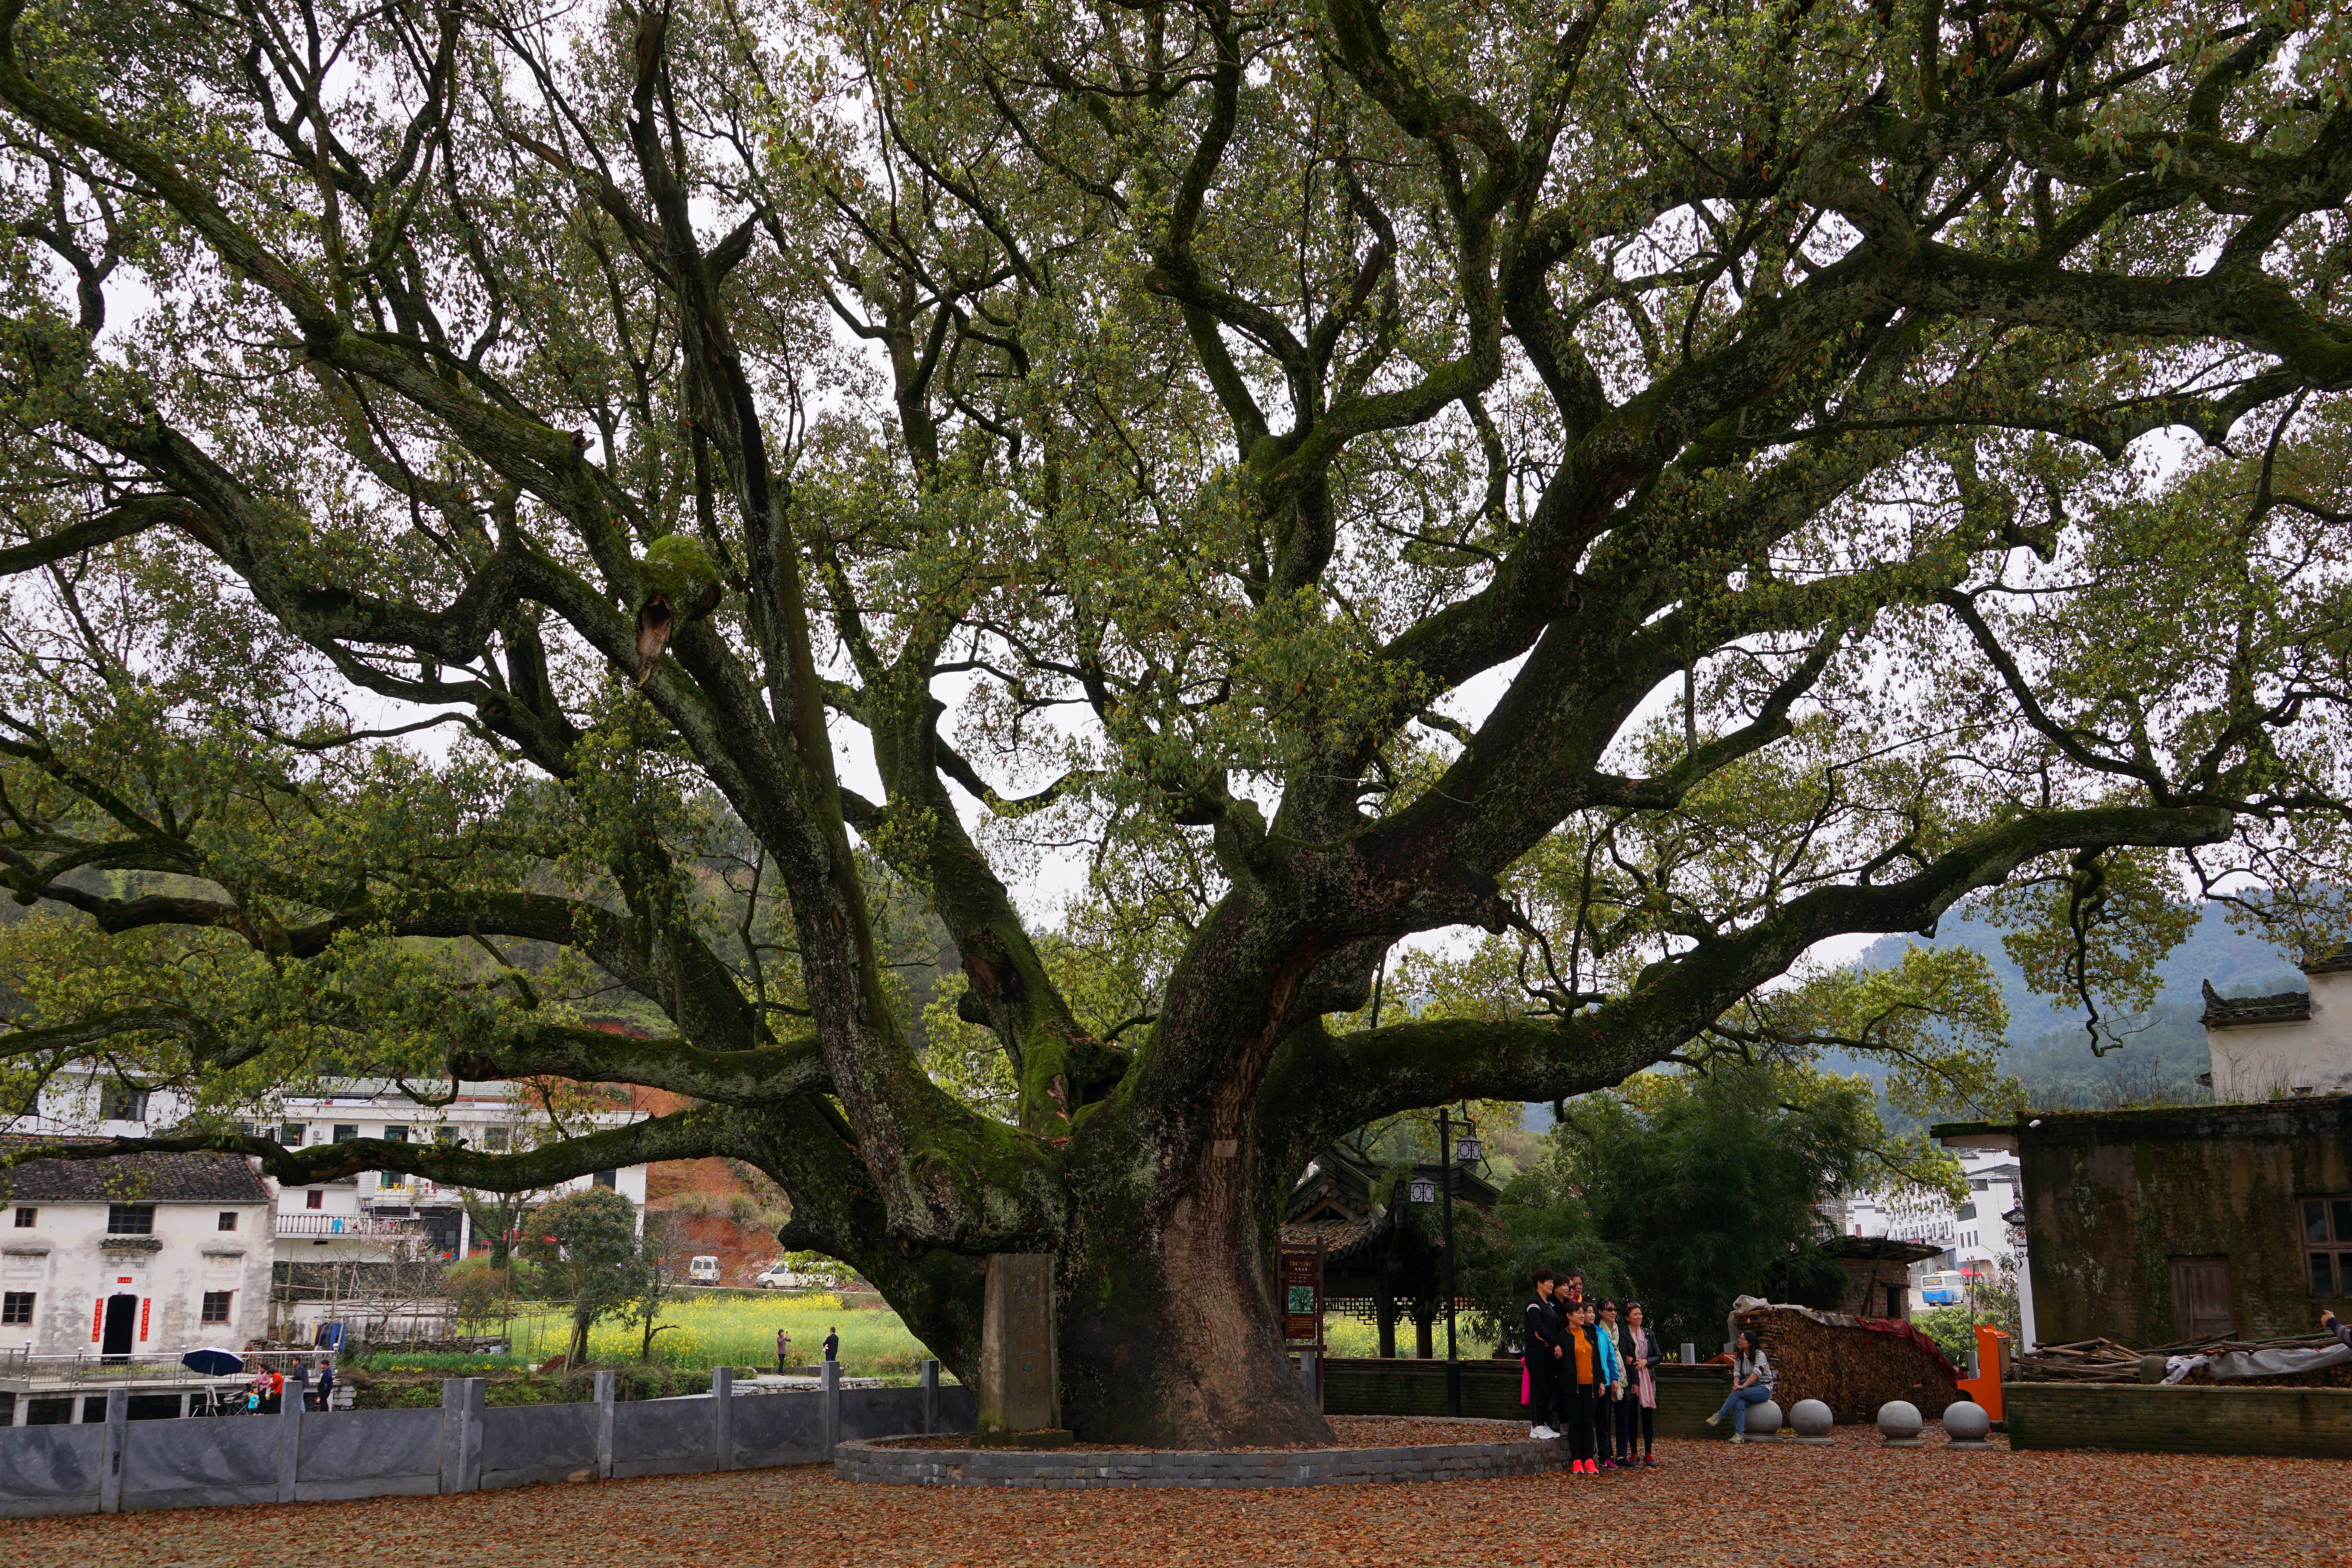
xmin=777 ymin=1327 xmax=793 ymax=1375
xmin=1705 ymin=1329 xmax=1776 ymax=1441
xmin=316 ymin=1360 xmax=336 ymax=1412
xmin=1592 ymin=1299 xmax=1627 ymax=1468
xmin=1620 ymin=1302 xmax=1659 ymax=1466
xmin=1524 ymin=1269 xmax=1561 ymax=1440
xmin=1562 ymin=1301 xmax=1602 ymax=1474
xmin=822 ymin=1327 xmax=839 ymax=1364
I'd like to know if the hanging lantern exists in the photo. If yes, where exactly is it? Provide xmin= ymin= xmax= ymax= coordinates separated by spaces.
xmin=1409 ymin=1175 xmax=1437 ymax=1204
xmin=1454 ymin=1135 xmax=1482 ymax=1165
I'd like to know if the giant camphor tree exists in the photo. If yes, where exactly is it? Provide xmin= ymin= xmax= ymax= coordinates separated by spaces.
xmin=0 ymin=0 xmax=2349 ymax=1444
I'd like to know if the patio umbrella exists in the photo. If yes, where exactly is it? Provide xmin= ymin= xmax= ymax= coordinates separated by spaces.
xmin=181 ymin=1348 xmax=245 ymax=1377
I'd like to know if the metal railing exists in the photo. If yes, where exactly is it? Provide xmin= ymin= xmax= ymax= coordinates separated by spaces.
xmin=273 ymin=1212 xmax=416 ymax=1237
xmin=0 ymin=1347 xmax=332 ymax=1386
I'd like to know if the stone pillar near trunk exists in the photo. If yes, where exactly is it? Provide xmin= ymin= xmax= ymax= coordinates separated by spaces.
xmin=976 ymin=1253 xmax=1062 ymax=1441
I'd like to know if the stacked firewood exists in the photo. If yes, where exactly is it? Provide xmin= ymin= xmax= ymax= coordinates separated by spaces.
xmin=2010 ymin=1338 xmax=2145 ymax=1382
xmin=2014 ymin=1332 xmax=2352 ymax=1387
xmin=1736 ymin=1307 xmax=1962 ymax=1425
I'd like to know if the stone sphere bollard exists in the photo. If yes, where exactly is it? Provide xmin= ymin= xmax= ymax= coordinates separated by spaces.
xmin=1744 ymin=1399 xmax=1783 ymax=1440
xmin=1789 ymin=1399 xmax=1834 ymax=1445
xmin=1943 ymin=1399 xmax=1992 ymax=1448
xmin=1876 ymin=1400 xmax=1924 ymax=1447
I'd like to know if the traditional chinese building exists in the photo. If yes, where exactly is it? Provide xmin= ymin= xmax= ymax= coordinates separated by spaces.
xmin=1281 ymin=1148 xmax=1499 ymax=1359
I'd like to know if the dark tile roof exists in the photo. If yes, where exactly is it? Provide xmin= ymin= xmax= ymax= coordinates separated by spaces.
xmin=1278 ymin=1216 xmax=1385 ymax=1258
xmin=2303 ymin=943 xmax=2352 ymax=976
xmin=0 ymin=1136 xmax=272 ymax=1204
xmin=2200 ymin=979 xmax=2312 ymax=1029
xmin=1829 ymin=1236 xmax=1947 ymax=1265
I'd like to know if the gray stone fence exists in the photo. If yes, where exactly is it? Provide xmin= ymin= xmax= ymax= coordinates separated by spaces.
xmin=835 ymin=1418 xmax=1566 ymax=1490
xmin=0 ymin=1361 xmax=975 ymax=1518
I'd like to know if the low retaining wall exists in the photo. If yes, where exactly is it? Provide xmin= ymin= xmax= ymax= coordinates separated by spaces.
xmin=836 ymin=1419 xmax=1564 ymax=1489
xmin=1322 ymin=1357 xmax=1729 ymax=1438
xmin=2006 ymin=1381 xmax=2352 ymax=1458
xmin=0 ymin=1365 xmax=976 ymax=1519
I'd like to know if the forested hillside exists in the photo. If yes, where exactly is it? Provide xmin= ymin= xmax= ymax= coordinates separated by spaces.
xmin=1850 ymin=902 xmax=2307 ymax=1116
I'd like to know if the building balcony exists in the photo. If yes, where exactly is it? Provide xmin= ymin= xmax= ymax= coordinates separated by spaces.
xmin=273 ymin=1212 xmax=415 ymax=1238
xmin=360 ymin=1177 xmax=444 ymax=1207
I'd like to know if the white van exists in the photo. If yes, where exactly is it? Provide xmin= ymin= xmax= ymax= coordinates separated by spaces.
xmin=689 ymin=1255 xmax=720 ymax=1285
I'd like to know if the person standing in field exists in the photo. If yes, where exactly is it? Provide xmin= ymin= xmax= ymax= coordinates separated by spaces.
xmin=822 ymin=1326 xmax=839 ymax=1363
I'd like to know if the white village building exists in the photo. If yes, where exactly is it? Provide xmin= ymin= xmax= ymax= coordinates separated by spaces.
xmin=3 ymin=1074 xmax=650 ymax=1368
xmin=1835 ymin=1149 xmax=2037 ymax=1344
xmin=1 ymin=1141 xmax=276 ymax=1364
xmin=2199 ymin=945 xmax=2352 ymax=1102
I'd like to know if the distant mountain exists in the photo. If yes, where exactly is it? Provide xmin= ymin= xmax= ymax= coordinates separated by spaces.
xmin=1523 ymin=900 xmax=2305 ymax=1129
xmin=1854 ymin=900 xmax=2303 ymax=1043
xmin=1844 ymin=900 xmax=2304 ymax=1116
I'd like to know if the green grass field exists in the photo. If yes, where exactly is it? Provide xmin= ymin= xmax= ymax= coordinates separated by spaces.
xmin=500 ymin=1293 xmax=936 ymax=1380
xmin=354 ymin=1300 xmax=1390 ymax=1385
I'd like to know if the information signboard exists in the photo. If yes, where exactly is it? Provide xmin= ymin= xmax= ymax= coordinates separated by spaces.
xmin=1279 ymin=1245 xmax=1323 ymax=1345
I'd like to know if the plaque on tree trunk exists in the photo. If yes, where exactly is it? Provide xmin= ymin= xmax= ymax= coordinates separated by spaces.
xmin=977 ymin=1252 xmax=1061 ymax=1437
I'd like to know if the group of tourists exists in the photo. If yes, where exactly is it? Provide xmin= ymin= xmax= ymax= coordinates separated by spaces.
xmin=1520 ymin=1268 xmax=1660 ymax=1473
xmin=240 ymin=1359 xmax=336 ymax=1414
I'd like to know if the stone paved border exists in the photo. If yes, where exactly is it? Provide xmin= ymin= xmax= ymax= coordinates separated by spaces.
xmin=834 ymin=1417 xmax=1567 ymax=1489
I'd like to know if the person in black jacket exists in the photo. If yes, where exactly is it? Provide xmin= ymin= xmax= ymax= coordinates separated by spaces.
xmin=1523 ymin=1269 xmax=1561 ymax=1439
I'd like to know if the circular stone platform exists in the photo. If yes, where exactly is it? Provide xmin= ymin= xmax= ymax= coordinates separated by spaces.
xmin=835 ymin=1416 xmax=1566 ymax=1490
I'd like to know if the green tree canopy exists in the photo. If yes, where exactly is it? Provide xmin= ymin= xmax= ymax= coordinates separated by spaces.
xmin=522 ymin=1187 xmax=646 ymax=1364
xmin=0 ymin=0 xmax=2348 ymax=1443
xmin=1546 ymin=1062 xmax=1952 ymax=1347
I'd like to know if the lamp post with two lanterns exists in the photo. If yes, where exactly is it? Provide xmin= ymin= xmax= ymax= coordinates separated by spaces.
xmin=1410 ymin=1104 xmax=1482 ymax=1416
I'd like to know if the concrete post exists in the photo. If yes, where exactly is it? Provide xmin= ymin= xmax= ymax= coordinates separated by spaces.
xmin=275 ymin=1375 xmax=305 ymax=1503
xmin=920 ymin=1359 xmax=939 ymax=1435
xmin=459 ymin=1377 xmax=484 ymax=1491
xmin=712 ymin=1365 xmax=735 ymax=1472
xmin=820 ymin=1358 xmax=841 ymax=1459
xmin=1680 ymin=1343 xmax=1697 ymax=1365
xmin=440 ymin=1376 xmax=485 ymax=1494
xmin=594 ymin=1370 xmax=616 ymax=1480
xmin=10 ymin=1392 xmax=28 ymax=1425
xmin=99 ymin=1387 xmax=127 ymax=1513
xmin=1297 ymin=1348 xmax=1320 ymax=1408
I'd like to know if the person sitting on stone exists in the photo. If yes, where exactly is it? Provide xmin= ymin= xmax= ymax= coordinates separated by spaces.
xmin=1704 ymin=1328 xmax=1776 ymax=1443
xmin=2324 ymin=1308 xmax=2352 ymax=1348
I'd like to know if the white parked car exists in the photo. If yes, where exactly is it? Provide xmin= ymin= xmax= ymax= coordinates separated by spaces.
xmin=689 ymin=1255 xmax=720 ymax=1285
xmin=753 ymin=1263 xmax=833 ymax=1290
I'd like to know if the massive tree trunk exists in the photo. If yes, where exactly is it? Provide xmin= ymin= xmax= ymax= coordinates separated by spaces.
xmin=0 ymin=0 xmax=2336 ymax=1452
xmin=1060 ymin=1147 xmax=1329 ymax=1446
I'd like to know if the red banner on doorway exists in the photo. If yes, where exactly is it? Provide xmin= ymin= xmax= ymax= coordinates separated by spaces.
xmin=91 ymin=1299 xmax=102 ymax=1341
xmin=140 ymin=1298 xmax=151 ymax=1341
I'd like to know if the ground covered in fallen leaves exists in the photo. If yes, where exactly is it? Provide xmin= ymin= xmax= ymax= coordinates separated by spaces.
xmin=9 ymin=1425 xmax=2347 ymax=1566
xmin=879 ymin=1416 xmax=1516 ymax=1450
